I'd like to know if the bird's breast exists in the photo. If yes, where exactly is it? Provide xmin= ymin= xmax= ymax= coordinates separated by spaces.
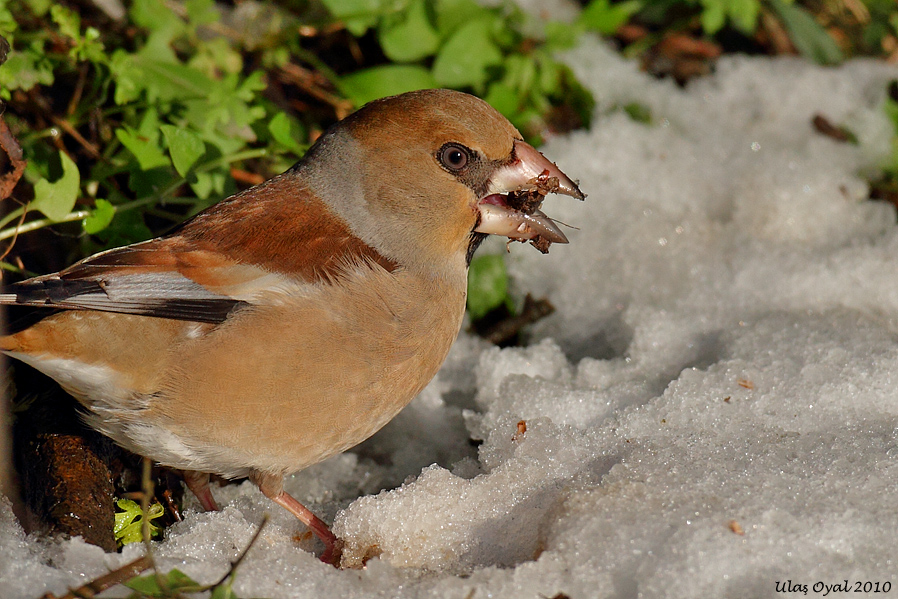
xmin=142 ymin=264 xmax=468 ymax=477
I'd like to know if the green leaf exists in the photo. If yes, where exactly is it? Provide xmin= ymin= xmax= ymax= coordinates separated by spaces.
xmin=0 ymin=47 xmax=55 ymax=95
xmin=0 ymin=5 xmax=18 ymax=39
xmin=432 ymin=18 xmax=504 ymax=90
xmin=116 ymin=127 xmax=170 ymax=171
xmin=114 ymin=498 xmax=164 ymax=546
xmin=49 ymin=4 xmax=80 ymax=40
xmin=769 ymin=0 xmax=843 ymax=65
xmin=699 ymin=0 xmax=726 ymax=35
xmin=189 ymin=169 xmax=228 ymax=200
xmin=83 ymin=199 xmax=115 ymax=234
xmin=31 ymin=151 xmax=80 ymax=221
xmin=131 ymin=0 xmax=183 ymax=35
xmin=485 ymin=81 xmax=520 ymax=119
xmin=503 ymin=53 xmax=537 ymax=96
xmin=210 ymin=582 xmax=239 ymax=599
xmin=727 ymin=0 xmax=760 ymax=34
xmin=434 ymin=0 xmax=486 ymax=38
xmin=23 ymin=0 xmax=52 ymax=16
xmin=268 ymin=112 xmax=305 ymax=154
xmin=161 ymin=125 xmax=206 ymax=177
xmin=544 ymin=21 xmax=583 ymax=51
xmin=340 ymin=65 xmax=436 ymax=106
xmin=50 ymin=4 xmax=105 ymax=62
xmin=186 ymin=0 xmax=220 ymax=26
xmin=96 ymin=206 xmax=154 ymax=248
xmin=578 ymin=0 xmax=642 ymax=35
xmin=467 ymin=253 xmax=509 ymax=321
xmin=320 ymin=0 xmax=382 ymax=36
xmin=536 ymin=54 xmax=562 ymax=95
xmin=379 ymin=0 xmax=440 ymax=62
xmin=125 ymin=568 xmax=200 ymax=595
xmin=134 ymin=59 xmax=216 ymax=103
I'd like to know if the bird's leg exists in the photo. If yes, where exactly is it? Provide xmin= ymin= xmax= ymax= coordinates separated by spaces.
xmin=182 ymin=470 xmax=219 ymax=512
xmin=250 ymin=470 xmax=342 ymax=567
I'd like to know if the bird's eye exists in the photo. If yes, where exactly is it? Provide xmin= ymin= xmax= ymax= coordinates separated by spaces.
xmin=438 ymin=143 xmax=471 ymax=171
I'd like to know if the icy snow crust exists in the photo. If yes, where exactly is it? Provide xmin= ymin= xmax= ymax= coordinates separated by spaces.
xmin=3 ymin=40 xmax=898 ymax=598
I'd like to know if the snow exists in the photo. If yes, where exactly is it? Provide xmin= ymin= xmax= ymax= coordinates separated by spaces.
xmin=3 ymin=37 xmax=898 ymax=598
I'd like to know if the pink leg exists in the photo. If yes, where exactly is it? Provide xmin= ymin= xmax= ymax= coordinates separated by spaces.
xmin=251 ymin=471 xmax=342 ymax=566
xmin=182 ymin=470 xmax=219 ymax=512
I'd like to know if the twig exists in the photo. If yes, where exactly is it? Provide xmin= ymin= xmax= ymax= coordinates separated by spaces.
xmin=140 ymin=457 xmax=175 ymax=597
xmin=277 ymin=62 xmax=353 ymax=119
xmin=230 ymin=167 xmax=265 ymax=186
xmin=0 ymin=206 xmax=28 ymax=264
xmin=51 ymin=116 xmax=103 ymax=161
xmin=48 ymin=556 xmax=154 ymax=599
xmin=66 ymin=64 xmax=89 ymax=117
xmin=477 ymin=294 xmax=556 ymax=346
xmin=297 ymin=22 xmax=346 ymax=36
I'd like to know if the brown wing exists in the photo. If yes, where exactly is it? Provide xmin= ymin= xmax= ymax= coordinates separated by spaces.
xmin=1 ymin=172 xmax=397 ymax=324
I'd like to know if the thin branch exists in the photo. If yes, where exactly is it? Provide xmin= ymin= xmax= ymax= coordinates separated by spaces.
xmin=0 ymin=210 xmax=91 ymax=242
xmin=45 ymin=556 xmax=154 ymax=599
xmin=52 ymin=116 xmax=103 ymax=161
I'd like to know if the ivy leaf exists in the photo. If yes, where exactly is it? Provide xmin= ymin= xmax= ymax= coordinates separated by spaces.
xmin=161 ymin=124 xmax=205 ymax=177
xmin=432 ymin=17 xmax=503 ymax=90
xmin=83 ymin=199 xmax=115 ymax=234
xmin=340 ymin=65 xmax=436 ymax=106
xmin=31 ymin=151 xmax=80 ymax=221
xmin=379 ymin=0 xmax=440 ymax=62
xmin=268 ymin=112 xmax=306 ymax=155
xmin=467 ymin=253 xmax=509 ymax=321
xmin=189 ymin=169 xmax=228 ymax=200
xmin=115 ymin=126 xmax=170 ymax=171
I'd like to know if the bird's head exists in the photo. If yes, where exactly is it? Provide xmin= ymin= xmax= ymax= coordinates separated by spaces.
xmin=301 ymin=89 xmax=584 ymax=279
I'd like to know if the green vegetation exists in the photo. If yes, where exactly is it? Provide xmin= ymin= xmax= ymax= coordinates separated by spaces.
xmin=0 ymin=0 xmax=896 ymax=320
xmin=114 ymin=498 xmax=165 ymax=545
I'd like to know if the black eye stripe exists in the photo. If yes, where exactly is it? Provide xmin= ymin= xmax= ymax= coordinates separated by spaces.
xmin=437 ymin=142 xmax=473 ymax=172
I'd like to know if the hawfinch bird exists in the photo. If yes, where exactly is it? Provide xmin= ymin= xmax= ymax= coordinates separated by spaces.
xmin=1 ymin=89 xmax=583 ymax=564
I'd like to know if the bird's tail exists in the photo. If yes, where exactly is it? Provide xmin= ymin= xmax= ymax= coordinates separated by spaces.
xmin=0 ymin=292 xmax=21 ymax=305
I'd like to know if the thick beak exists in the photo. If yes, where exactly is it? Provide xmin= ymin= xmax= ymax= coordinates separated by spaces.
xmin=475 ymin=140 xmax=584 ymax=245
